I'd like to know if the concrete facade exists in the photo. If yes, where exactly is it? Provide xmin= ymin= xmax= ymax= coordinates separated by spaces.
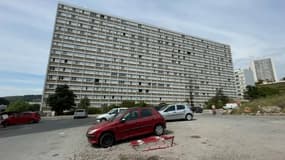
xmin=235 ymin=68 xmax=255 ymax=98
xmin=251 ymin=58 xmax=277 ymax=83
xmin=42 ymin=3 xmax=236 ymax=108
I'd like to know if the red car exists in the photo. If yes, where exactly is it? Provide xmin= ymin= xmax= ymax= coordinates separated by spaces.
xmin=86 ymin=107 xmax=166 ymax=147
xmin=1 ymin=112 xmax=41 ymax=127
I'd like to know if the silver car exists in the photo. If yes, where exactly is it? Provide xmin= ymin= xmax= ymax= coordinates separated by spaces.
xmin=73 ymin=109 xmax=88 ymax=119
xmin=96 ymin=107 xmax=128 ymax=122
xmin=159 ymin=104 xmax=193 ymax=121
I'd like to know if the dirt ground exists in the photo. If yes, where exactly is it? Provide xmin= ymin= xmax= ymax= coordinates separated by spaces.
xmin=71 ymin=114 xmax=285 ymax=160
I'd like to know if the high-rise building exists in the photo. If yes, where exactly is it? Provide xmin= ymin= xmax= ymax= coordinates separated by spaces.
xmin=251 ymin=58 xmax=277 ymax=83
xmin=234 ymin=68 xmax=255 ymax=98
xmin=42 ymin=3 xmax=236 ymax=109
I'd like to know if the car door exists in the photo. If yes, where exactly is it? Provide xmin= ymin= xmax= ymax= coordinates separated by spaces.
xmin=9 ymin=113 xmax=19 ymax=125
xmin=176 ymin=105 xmax=186 ymax=119
xmin=163 ymin=105 xmax=176 ymax=120
xmin=116 ymin=109 xmax=140 ymax=140
xmin=136 ymin=108 xmax=155 ymax=135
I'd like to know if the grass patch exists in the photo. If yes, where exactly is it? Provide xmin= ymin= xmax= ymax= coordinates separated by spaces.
xmin=239 ymin=93 xmax=285 ymax=113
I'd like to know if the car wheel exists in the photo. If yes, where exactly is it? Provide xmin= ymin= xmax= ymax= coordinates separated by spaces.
xmin=2 ymin=122 xmax=7 ymax=128
xmin=154 ymin=124 xmax=164 ymax=136
xmin=185 ymin=114 xmax=193 ymax=121
xmin=100 ymin=118 xmax=107 ymax=122
xmin=99 ymin=132 xmax=114 ymax=148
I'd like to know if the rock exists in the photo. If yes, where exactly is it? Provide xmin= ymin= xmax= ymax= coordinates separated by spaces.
xmin=261 ymin=106 xmax=281 ymax=113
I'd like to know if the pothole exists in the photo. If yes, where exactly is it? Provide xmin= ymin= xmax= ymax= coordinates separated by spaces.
xmin=190 ymin=135 xmax=201 ymax=139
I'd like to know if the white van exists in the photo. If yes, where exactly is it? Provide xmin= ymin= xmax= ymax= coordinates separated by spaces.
xmin=223 ymin=103 xmax=238 ymax=109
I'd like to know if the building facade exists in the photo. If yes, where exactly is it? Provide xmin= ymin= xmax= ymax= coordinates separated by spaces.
xmin=234 ymin=68 xmax=255 ymax=98
xmin=42 ymin=3 xmax=236 ymax=109
xmin=251 ymin=58 xmax=277 ymax=83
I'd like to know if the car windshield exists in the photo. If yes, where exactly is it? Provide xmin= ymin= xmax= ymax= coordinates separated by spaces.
xmin=107 ymin=108 xmax=117 ymax=114
xmin=159 ymin=105 xmax=171 ymax=111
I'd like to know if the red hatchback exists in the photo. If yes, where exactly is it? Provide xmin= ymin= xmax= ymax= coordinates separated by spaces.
xmin=86 ymin=107 xmax=166 ymax=147
xmin=1 ymin=112 xmax=41 ymax=127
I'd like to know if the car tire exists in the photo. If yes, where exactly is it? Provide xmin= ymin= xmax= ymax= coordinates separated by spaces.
xmin=99 ymin=132 xmax=114 ymax=148
xmin=185 ymin=114 xmax=193 ymax=121
xmin=2 ymin=122 xmax=7 ymax=128
xmin=154 ymin=124 xmax=164 ymax=136
xmin=100 ymin=118 xmax=107 ymax=122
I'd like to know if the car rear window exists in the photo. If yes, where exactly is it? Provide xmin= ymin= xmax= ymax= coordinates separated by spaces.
xmin=141 ymin=108 xmax=152 ymax=117
xmin=177 ymin=105 xmax=185 ymax=110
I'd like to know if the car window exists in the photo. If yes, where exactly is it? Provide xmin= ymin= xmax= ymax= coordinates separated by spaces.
xmin=108 ymin=108 xmax=118 ymax=114
xmin=119 ymin=109 xmax=127 ymax=113
xmin=165 ymin=106 xmax=175 ymax=112
xmin=123 ymin=110 xmax=139 ymax=121
xmin=23 ymin=113 xmax=31 ymax=116
xmin=141 ymin=108 xmax=153 ymax=117
xmin=177 ymin=105 xmax=185 ymax=110
xmin=75 ymin=110 xmax=84 ymax=112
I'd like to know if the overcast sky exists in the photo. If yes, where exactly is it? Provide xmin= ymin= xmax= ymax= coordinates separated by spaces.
xmin=0 ymin=0 xmax=284 ymax=97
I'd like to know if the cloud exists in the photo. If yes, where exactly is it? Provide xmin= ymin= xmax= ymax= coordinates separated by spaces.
xmin=0 ymin=86 xmax=42 ymax=97
xmin=0 ymin=0 xmax=284 ymax=97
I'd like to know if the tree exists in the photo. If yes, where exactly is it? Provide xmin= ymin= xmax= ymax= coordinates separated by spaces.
xmin=0 ymin=98 xmax=9 ymax=105
xmin=135 ymin=101 xmax=147 ymax=107
xmin=6 ymin=100 xmax=31 ymax=112
xmin=244 ymin=85 xmax=279 ymax=100
xmin=205 ymin=89 xmax=230 ymax=109
xmin=121 ymin=100 xmax=135 ymax=108
xmin=78 ymin=96 xmax=90 ymax=109
xmin=47 ymin=85 xmax=76 ymax=115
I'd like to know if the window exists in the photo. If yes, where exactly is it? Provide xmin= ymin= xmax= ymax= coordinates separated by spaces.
xmin=141 ymin=109 xmax=152 ymax=117
xmin=165 ymin=106 xmax=175 ymax=112
xmin=123 ymin=110 xmax=139 ymax=121
xmin=177 ymin=105 xmax=185 ymax=110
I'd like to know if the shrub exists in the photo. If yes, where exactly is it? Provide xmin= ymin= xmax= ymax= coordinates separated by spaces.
xmin=87 ymin=107 xmax=102 ymax=114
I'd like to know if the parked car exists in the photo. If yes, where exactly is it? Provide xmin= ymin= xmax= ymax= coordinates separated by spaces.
xmin=191 ymin=106 xmax=203 ymax=113
xmin=96 ymin=107 xmax=128 ymax=122
xmin=1 ymin=112 xmax=41 ymax=127
xmin=159 ymin=103 xmax=193 ymax=121
xmin=73 ymin=109 xmax=88 ymax=119
xmin=86 ymin=107 xmax=166 ymax=147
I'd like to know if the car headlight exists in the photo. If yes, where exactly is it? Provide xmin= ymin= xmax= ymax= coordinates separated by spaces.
xmin=88 ymin=129 xmax=98 ymax=135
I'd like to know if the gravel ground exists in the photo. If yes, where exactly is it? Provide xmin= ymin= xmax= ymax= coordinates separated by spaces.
xmin=1 ymin=114 xmax=285 ymax=160
xmin=70 ymin=114 xmax=285 ymax=160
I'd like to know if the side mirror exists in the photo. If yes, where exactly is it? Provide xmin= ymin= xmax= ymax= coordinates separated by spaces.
xmin=120 ymin=118 xmax=126 ymax=123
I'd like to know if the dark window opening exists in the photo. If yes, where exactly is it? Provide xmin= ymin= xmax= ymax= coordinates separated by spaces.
xmin=139 ymin=89 xmax=142 ymax=92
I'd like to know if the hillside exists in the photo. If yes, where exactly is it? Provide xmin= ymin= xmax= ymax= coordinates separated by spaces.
xmin=258 ymin=81 xmax=285 ymax=94
xmin=2 ymin=95 xmax=42 ymax=103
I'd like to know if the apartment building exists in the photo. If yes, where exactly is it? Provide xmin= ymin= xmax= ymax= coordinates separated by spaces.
xmin=42 ymin=3 xmax=236 ymax=109
xmin=235 ymin=68 xmax=255 ymax=98
xmin=251 ymin=58 xmax=278 ymax=83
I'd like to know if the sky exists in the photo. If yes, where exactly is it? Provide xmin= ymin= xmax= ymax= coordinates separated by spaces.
xmin=0 ymin=0 xmax=284 ymax=97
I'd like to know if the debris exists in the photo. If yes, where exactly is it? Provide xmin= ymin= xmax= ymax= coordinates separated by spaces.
xmin=130 ymin=135 xmax=174 ymax=151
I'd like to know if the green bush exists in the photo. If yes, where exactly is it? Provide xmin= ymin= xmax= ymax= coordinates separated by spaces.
xmin=87 ymin=107 xmax=102 ymax=114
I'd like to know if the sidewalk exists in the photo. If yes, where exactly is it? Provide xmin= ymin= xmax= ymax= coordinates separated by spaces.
xmin=42 ymin=114 xmax=97 ymax=120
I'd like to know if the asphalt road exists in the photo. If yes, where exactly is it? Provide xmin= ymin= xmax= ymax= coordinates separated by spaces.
xmin=0 ymin=117 xmax=97 ymax=138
